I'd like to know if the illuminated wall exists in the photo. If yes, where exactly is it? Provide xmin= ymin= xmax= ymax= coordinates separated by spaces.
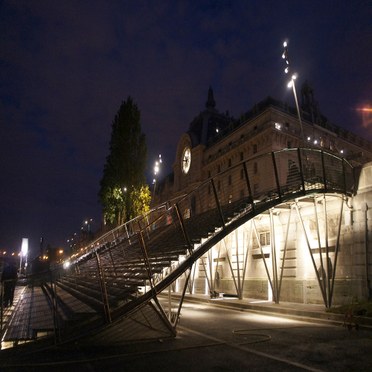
xmin=174 ymin=162 xmax=372 ymax=305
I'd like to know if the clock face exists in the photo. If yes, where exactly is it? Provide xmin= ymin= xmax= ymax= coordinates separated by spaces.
xmin=182 ymin=147 xmax=191 ymax=174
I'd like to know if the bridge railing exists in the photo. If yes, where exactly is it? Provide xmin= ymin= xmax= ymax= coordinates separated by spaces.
xmin=171 ymin=148 xmax=354 ymax=240
xmin=136 ymin=148 xmax=355 ymax=301
xmin=0 ymin=148 xmax=354 ymax=350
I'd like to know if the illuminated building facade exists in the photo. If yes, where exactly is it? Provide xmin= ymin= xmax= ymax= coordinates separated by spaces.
xmin=154 ymin=88 xmax=372 ymax=305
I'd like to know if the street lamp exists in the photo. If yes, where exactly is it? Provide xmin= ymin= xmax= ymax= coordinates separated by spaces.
xmin=153 ymin=154 xmax=162 ymax=194
xmin=84 ymin=218 xmax=93 ymax=234
xmin=19 ymin=238 xmax=28 ymax=274
xmin=282 ymin=40 xmax=305 ymax=144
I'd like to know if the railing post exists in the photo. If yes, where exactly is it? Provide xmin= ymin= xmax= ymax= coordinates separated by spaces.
xmin=297 ymin=148 xmax=306 ymax=193
xmin=138 ymin=231 xmax=155 ymax=290
xmin=342 ymin=158 xmax=347 ymax=194
xmin=174 ymin=203 xmax=193 ymax=253
xmin=243 ymin=162 xmax=255 ymax=212
xmin=271 ymin=152 xmax=282 ymax=202
xmin=321 ymin=150 xmax=328 ymax=192
xmin=95 ymin=251 xmax=112 ymax=323
xmin=210 ymin=178 xmax=226 ymax=228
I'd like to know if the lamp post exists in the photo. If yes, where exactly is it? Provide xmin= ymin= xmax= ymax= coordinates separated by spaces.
xmin=153 ymin=154 xmax=162 ymax=195
xmin=282 ymin=40 xmax=305 ymax=144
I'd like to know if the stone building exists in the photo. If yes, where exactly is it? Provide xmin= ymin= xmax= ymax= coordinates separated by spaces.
xmin=154 ymin=87 xmax=372 ymax=306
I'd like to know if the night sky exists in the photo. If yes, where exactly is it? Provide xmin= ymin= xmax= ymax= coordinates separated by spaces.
xmin=1 ymin=0 xmax=371 ymax=257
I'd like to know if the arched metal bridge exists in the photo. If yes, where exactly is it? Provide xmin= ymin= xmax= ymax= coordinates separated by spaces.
xmin=0 ymin=148 xmax=354 ymax=349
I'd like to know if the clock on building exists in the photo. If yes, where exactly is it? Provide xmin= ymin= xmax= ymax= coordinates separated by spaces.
xmin=181 ymin=147 xmax=191 ymax=174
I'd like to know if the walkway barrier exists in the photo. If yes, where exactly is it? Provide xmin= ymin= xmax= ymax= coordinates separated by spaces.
xmin=0 ymin=148 xmax=354 ymax=350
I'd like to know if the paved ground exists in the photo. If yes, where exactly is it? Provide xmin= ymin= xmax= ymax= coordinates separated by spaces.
xmin=1 ymin=296 xmax=371 ymax=371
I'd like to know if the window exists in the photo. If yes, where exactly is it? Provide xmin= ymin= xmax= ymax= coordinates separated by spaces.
xmin=253 ymin=144 xmax=257 ymax=154
xmin=254 ymin=162 xmax=258 ymax=174
xmin=217 ymin=165 xmax=221 ymax=173
xmin=240 ymin=152 xmax=244 ymax=161
xmin=228 ymin=158 xmax=232 ymax=167
xmin=228 ymin=174 xmax=232 ymax=185
xmin=240 ymin=168 xmax=244 ymax=179
xmin=259 ymin=232 xmax=271 ymax=246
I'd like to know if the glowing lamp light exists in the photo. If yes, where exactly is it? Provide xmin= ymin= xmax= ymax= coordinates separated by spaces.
xmin=154 ymin=162 xmax=159 ymax=175
xmin=21 ymin=238 xmax=28 ymax=257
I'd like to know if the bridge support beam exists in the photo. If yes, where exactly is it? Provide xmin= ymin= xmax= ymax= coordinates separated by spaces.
xmin=295 ymin=195 xmax=345 ymax=308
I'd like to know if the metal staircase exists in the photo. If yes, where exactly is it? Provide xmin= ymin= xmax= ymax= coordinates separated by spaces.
xmin=0 ymin=148 xmax=355 ymax=350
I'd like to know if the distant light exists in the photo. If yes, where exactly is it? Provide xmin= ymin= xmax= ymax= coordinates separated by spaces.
xmin=292 ymin=74 xmax=297 ymax=80
xmin=285 ymin=66 xmax=289 ymax=74
xmin=307 ymin=136 xmax=311 ymax=141
xmin=21 ymin=238 xmax=28 ymax=257
xmin=216 ymin=128 xmax=219 ymax=133
xmin=275 ymin=122 xmax=281 ymax=130
xmin=356 ymin=107 xmax=372 ymax=112
xmin=314 ymin=140 xmax=318 ymax=145
xmin=340 ymin=149 xmax=344 ymax=154
xmin=63 ymin=261 xmax=70 ymax=269
xmin=283 ymin=41 xmax=288 ymax=47
xmin=287 ymin=80 xmax=293 ymax=88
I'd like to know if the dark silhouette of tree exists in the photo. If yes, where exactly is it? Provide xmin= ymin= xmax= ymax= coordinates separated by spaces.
xmin=99 ymin=97 xmax=150 ymax=227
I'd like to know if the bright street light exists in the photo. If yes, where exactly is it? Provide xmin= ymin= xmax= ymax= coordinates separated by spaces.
xmin=282 ymin=40 xmax=305 ymax=144
xmin=153 ymin=154 xmax=162 ymax=194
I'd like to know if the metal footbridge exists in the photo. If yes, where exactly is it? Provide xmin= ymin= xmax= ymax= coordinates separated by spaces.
xmin=0 ymin=148 xmax=355 ymax=350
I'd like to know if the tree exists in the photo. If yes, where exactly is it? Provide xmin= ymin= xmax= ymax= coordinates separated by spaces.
xmin=99 ymin=97 xmax=150 ymax=226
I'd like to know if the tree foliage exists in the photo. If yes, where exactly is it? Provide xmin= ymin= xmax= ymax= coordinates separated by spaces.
xmin=99 ymin=97 xmax=150 ymax=226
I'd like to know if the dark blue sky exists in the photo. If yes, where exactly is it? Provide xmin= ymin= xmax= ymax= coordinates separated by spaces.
xmin=1 ymin=0 xmax=371 ymax=256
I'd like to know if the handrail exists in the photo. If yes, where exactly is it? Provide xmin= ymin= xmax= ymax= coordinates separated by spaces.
xmin=2 ymin=148 xmax=354 ymax=350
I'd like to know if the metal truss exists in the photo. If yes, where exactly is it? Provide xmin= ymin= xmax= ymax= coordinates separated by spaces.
xmin=0 ymin=148 xmax=355 ymax=350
